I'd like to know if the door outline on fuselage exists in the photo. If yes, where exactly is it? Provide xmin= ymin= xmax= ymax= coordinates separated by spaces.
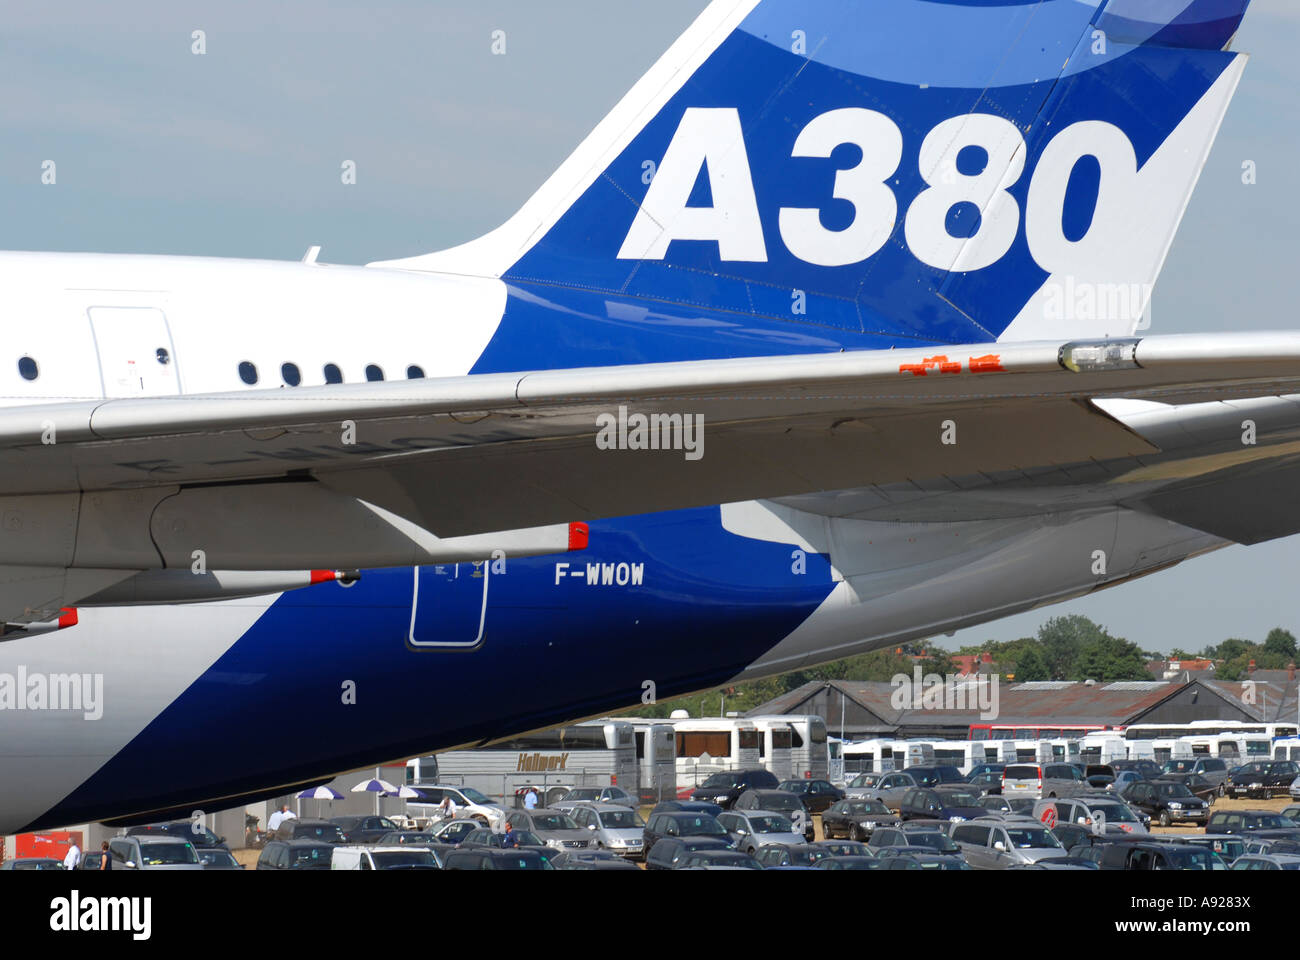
xmin=408 ymin=562 xmax=489 ymax=650
xmin=86 ymin=306 xmax=181 ymax=398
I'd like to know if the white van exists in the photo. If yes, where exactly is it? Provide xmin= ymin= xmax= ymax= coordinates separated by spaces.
xmin=330 ymin=845 xmax=440 ymax=870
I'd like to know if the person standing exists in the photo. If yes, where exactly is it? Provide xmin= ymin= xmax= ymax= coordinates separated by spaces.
xmin=99 ymin=841 xmax=112 ymax=870
xmin=524 ymin=788 xmax=538 ymax=811
xmin=62 ymin=841 xmax=81 ymax=871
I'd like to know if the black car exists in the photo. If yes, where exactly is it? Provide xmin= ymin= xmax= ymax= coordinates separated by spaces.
xmin=689 ymin=769 xmax=779 ymax=809
xmin=1160 ymin=772 xmax=1220 ymax=803
xmin=442 ymin=848 xmax=553 ymax=870
xmin=644 ymin=836 xmax=734 ymax=870
xmin=642 ymin=811 xmax=731 ymax=857
xmin=275 ymin=818 xmax=346 ymax=844
xmin=1079 ymin=840 xmax=1223 ymax=871
xmin=1224 ymin=761 xmax=1300 ymax=799
xmin=776 ymin=779 xmax=844 ymax=814
xmin=1206 ymin=809 xmax=1300 ymax=837
xmin=1110 ymin=759 xmax=1163 ymax=780
xmin=126 ymin=820 xmax=227 ymax=848
xmin=814 ymin=855 xmax=884 ymax=870
xmin=648 ymin=799 xmax=723 ymax=819
xmin=329 ymin=815 xmax=399 ymax=844
xmin=898 ymin=786 xmax=984 ymax=822
xmin=678 ymin=850 xmax=763 ymax=870
xmin=753 ymin=843 xmax=834 ymax=868
xmin=256 ymin=840 xmax=334 ymax=870
xmin=902 ymin=765 xmax=965 ymax=787
xmin=821 ymin=797 xmax=899 ymax=841
xmin=1084 ymin=765 xmax=1116 ymax=789
xmin=1121 ymin=779 xmax=1209 ymax=827
xmin=197 ymin=848 xmax=244 ymax=870
xmin=966 ymin=770 xmax=1005 ymax=794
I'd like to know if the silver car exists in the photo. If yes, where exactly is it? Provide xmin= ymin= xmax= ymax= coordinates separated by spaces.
xmin=553 ymin=786 xmax=638 ymax=810
xmin=504 ymin=808 xmax=592 ymax=850
xmin=567 ymin=802 xmax=647 ymax=858
xmin=717 ymin=809 xmax=806 ymax=856
xmin=951 ymin=818 xmax=1068 ymax=869
xmin=845 ymin=771 xmax=916 ymax=809
xmin=107 ymin=836 xmax=205 ymax=871
xmin=1032 ymin=797 xmax=1149 ymax=835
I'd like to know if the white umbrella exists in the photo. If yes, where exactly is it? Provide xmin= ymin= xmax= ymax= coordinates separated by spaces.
xmin=297 ymin=785 xmax=345 ymax=818
xmin=352 ymin=775 xmax=398 ymax=816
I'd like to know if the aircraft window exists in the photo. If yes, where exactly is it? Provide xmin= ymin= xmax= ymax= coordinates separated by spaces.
xmin=156 ymin=347 xmax=170 ymax=365
xmin=406 ymin=365 xmax=425 ymax=380
xmin=238 ymin=361 xmax=258 ymax=385
xmin=365 ymin=364 xmax=385 ymax=382
xmin=281 ymin=362 xmax=301 ymax=387
xmin=324 ymin=364 xmax=343 ymax=384
xmin=17 ymin=356 xmax=38 ymax=381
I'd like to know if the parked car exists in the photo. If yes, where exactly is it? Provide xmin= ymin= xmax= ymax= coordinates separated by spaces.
xmin=107 ymin=836 xmax=204 ymax=871
xmin=428 ymin=819 xmax=480 ymax=845
xmin=902 ymin=765 xmax=964 ymax=787
xmin=644 ymin=836 xmax=733 ymax=870
xmin=1161 ymin=772 xmax=1220 ymax=803
xmin=1110 ymin=759 xmax=1164 ymax=780
xmin=1230 ymin=854 xmax=1300 ymax=870
xmin=1084 ymin=765 xmax=1116 ymax=789
xmin=503 ymin=808 xmax=593 ymax=850
xmin=126 ymin=820 xmax=227 ymax=848
xmin=330 ymin=845 xmax=440 ymax=870
xmin=814 ymin=855 xmax=884 ymax=870
xmin=1224 ymin=760 xmax=1300 ymax=799
xmin=272 ymin=817 xmax=344 ymax=844
xmin=375 ymin=830 xmax=443 ymax=845
xmin=567 ymin=801 xmax=647 ymax=858
xmin=77 ymin=851 xmax=108 ymax=871
xmin=776 ymin=778 xmax=844 ymax=814
xmin=1077 ymin=840 xmax=1224 ymax=871
xmin=677 ymin=850 xmax=763 ymax=870
xmin=1033 ymin=797 xmax=1148 ymax=835
xmin=1182 ymin=834 xmax=1246 ymax=862
xmin=1049 ymin=821 xmax=1093 ymax=854
xmin=406 ymin=785 xmax=506 ymax=828
xmin=1242 ymin=836 xmax=1300 ymax=856
xmin=733 ymin=789 xmax=814 ymax=840
xmin=1206 ymin=809 xmax=1300 ymax=837
xmin=328 ymin=815 xmax=397 ymax=844
xmin=966 ymin=762 xmax=1007 ymax=781
xmin=1121 ymin=779 xmax=1210 ymax=826
xmin=648 ymin=799 xmax=723 ymax=818
xmin=875 ymin=851 xmax=970 ymax=870
xmin=549 ymin=849 xmax=640 ymax=871
xmin=898 ymin=786 xmax=985 ymax=823
xmin=844 ymin=770 xmax=917 ymax=808
xmin=642 ymin=811 xmax=730 ymax=857
xmin=814 ymin=839 xmax=872 ymax=857
xmin=0 ymin=858 xmax=64 ymax=870
xmin=197 ymin=848 xmax=244 ymax=870
xmin=1281 ymin=804 xmax=1300 ymax=825
xmin=753 ymin=843 xmax=833 ymax=868
xmin=1291 ymin=778 xmax=1300 ymax=801
xmin=966 ymin=770 xmax=1006 ymax=794
xmin=689 ymin=769 xmax=779 ymax=809
xmin=460 ymin=827 xmax=546 ymax=849
xmin=893 ymin=827 xmax=962 ymax=855
xmin=442 ymin=848 xmax=553 ymax=870
xmin=255 ymin=839 xmax=334 ymax=870
xmin=1003 ymin=762 xmax=1088 ymax=800
xmin=717 ymin=809 xmax=807 ymax=855
xmin=950 ymin=819 xmax=1068 ymax=869
xmin=976 ymin=794 xmax=1015 ymax=813
xmin=1108 ymin=770 xmax=1145 ymax=794
xmin=553 ymin=785 xmax=638 ymax=810
xmin=1161 ymin=757 xmax=1230 ymax=794
xmin=821 ymin=797 xmax=899 ymax=840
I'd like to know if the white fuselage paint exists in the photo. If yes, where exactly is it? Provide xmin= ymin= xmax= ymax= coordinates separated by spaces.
xmin=0 ymin=251 xmax=507 ymax=832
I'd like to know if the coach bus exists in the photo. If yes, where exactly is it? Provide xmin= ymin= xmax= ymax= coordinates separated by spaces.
xmin=409 ymin=720 xmax=638 ymax=805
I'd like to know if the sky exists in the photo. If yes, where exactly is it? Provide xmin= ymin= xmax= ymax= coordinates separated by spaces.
xmin=1 ymin=1 xmax=1298 ymax=655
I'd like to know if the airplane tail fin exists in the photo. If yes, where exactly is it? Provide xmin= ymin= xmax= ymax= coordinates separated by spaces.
xmin=374 ymin=0 xmax=1252 ymax=344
